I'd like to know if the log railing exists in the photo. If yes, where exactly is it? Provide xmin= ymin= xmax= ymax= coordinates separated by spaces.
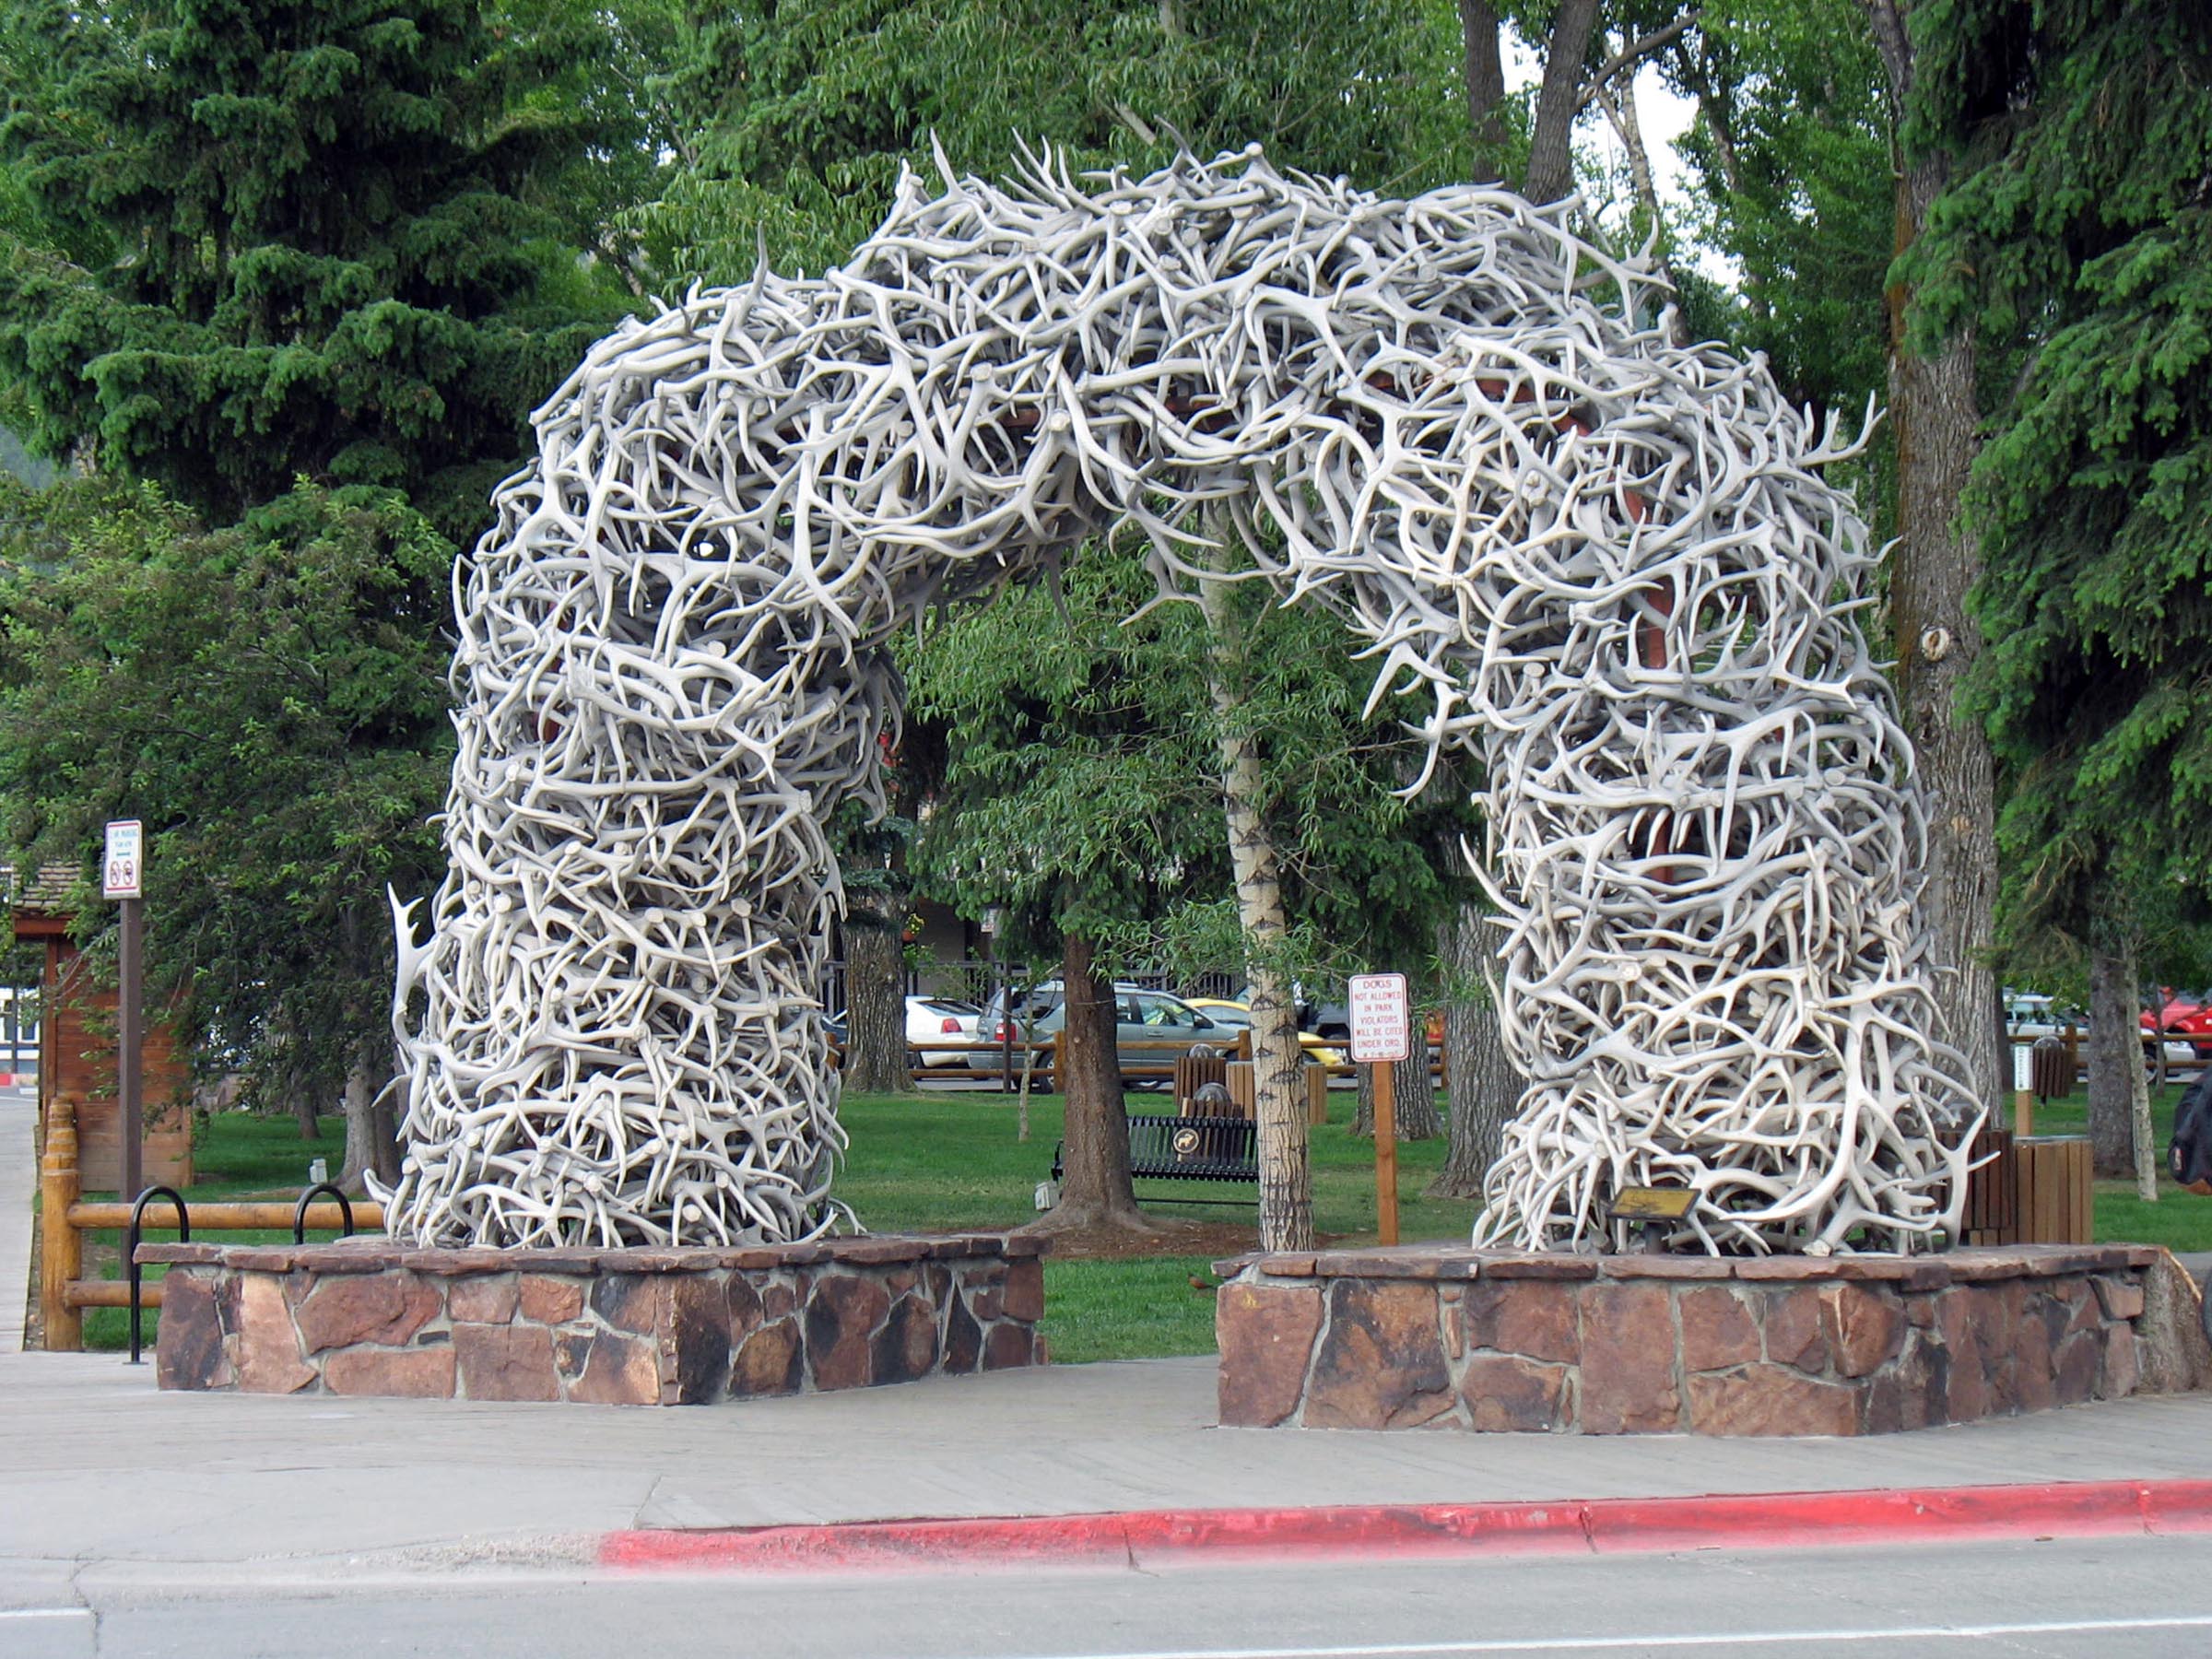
xmin=36 ymin=1096 xmax=382 ymax=1351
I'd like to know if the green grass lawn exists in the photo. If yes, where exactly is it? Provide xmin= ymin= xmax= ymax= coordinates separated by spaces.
xmin=85 ymin=1077 xmax=2212 ymax=1359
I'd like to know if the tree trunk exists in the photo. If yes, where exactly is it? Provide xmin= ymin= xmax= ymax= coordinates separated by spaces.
xmin=1457 ymin=0 xmax=1509 ymax=180
xmin=1198 ymin=556 xmax=1312 ymax=1253
xmin=1356 ymin=1048 xmax=1437 ymax=1140
xmin=2088 ymin=941 xmax=2138 ymax=1179
xmin=841 ymin=891 xmax=915 ymax=1095
xmin=338 ymin=1056 xmax=400 ymax=1189
xmin=1030 ymin=934 xmax=1146 ymax=1231
xmin=1870 ymin=0 xmax=2004 ymax=1122
xmin=2128 ymin=994 xmax=2159 ymax=1204
xmin=1431 ymin=903 xmax=1520 ymax=1199
xmin=1523 ymin=0 xmax=1602 ymax=205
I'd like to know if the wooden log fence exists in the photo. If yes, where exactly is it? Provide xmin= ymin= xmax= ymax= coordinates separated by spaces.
xmin=35 ymin=1096 xmax=382 ymax=1351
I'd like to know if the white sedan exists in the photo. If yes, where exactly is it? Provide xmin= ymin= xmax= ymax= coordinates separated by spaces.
xmin=906 ymin=995 xmax=982 ymax=1066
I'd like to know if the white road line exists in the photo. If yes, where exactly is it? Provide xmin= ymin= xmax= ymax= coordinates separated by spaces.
xmin=994 ymin=1612 xmax=2212 ymax=1659
xmin=0 ymin=1608 xmax=90 ymax=1621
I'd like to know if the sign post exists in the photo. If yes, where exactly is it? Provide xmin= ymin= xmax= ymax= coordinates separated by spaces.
xmin=103 ymin=821 xmax=144 ymax=1204
xmin=1348 ymin=972 xmax=1409 ymax=1246
xmin=2012 ymin=1040 xmax=2034 ymax=1138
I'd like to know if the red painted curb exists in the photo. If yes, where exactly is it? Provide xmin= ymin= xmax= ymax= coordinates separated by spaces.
xmin=597 ymin=1478 xmax=2212 ymax=1574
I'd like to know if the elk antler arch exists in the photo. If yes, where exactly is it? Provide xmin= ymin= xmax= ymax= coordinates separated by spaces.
xmin=381 ymin=146 xmax=1980 ymax=1256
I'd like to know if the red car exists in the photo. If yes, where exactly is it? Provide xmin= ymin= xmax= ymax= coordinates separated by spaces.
xmin=2142 ymin=989 xmax=2212 ymax=1060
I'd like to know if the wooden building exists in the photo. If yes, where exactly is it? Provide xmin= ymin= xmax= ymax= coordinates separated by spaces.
xmin=10 ymin=864 xmax=193 ymax=1191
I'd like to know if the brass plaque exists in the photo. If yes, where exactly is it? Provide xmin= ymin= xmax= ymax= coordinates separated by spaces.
xmin=1172 ymin=1128 xmax=1202 ymax=1155
xmin=1608 ymin=1186 xmax=1697 ymax=1220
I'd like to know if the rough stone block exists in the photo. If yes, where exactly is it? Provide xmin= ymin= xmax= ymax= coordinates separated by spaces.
xmin=729 ymin=1318 xmax=804 ymax=1397
xmin=1863 ymin=1331 xmax=1941 ymax=1434
xmin=1679 ymin=1287 xmax=1759 ymax=1371
xmin=1687 ymin=1365 xmax=1861 ymax=1436
xmin=1761 ymin=1287 xmax=1830 ymax=1374
xmin=293 ymin=1272 xmax=441 ymax=1353
xmin=806 ymin=1274 xmax=891 ymax=1391
xmin=454 ymin=1324 xmax=557 ymax=1402
xmin=942 ymin=1294 xmax=982 ymax=1375
xmin=1461 ymin=1355 xmax=1571 ymax=1432
xmin=870 ymin=1295 xmax=941 ymax=1386
xmin=982 ymin=1322 xmax=1039 ymax=1371
xmin=2093 ymin=1275 xmax=2147 ymax=1322
xmin=2100 ymin=1326 xmax=2141 ymax=1399
xmin=589 ymin=1273 xmax=660 ymax=1335
xmin=1822 ymin=1284 xmax=1904 ymax=1379
xmin=324 ymin=1345 xmax=456 ymax=1399
xmin=233 ymin=1274 xmax=316 ymax=1394
xmin=517 ymin=1275 xmax=585 ymax=1325
xmin=448 ymin=1273 xmax=519 ymax=1324
xmin=1579 ymin=1283 xmax=1678 ymax=1433
xmin=2053 ymin=1329 xmax=2100 ymax=1406
xmin=666 ymin=1275 xmax=732 ymax=1404
xmin=1216 ymin=1283 xmax=1324 ymax=1428
xmin=155 ymin=1270 xmax=231 ymax=1391
xmin=1303 ymin=1281 xmax=1453 ymax=1430
xmin=1458 ymin=1280 xmax=1580 ymax=1365
xmin=1003 ymin=1256 xmax=1045 ymax=1324
xmin=1936 ymin=1288 xmax=1991 ymax=1422
xmin=566 ymin=1329 xmax=662 ymax=1406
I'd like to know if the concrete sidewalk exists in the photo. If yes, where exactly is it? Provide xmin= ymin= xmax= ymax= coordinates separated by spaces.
xmin=6 ymin=1340 xmax=2212 ymax=1593
xmin=2 ymin=1083 xmax=34 ymax=1354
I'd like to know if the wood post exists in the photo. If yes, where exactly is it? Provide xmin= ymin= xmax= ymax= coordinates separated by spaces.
xmin=39 ymin=1096 xmax=82 ymax=1352
xmin=1372 ymin=1060 xmax=1399 ymax=1246
xmin=1307 ymin=1063 xmax=1329 ymax=1126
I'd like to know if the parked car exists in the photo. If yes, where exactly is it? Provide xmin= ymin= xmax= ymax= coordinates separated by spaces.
xmin=2144 ymin=988 xmax=2212 ymax=1061
xmin=2003 ymin=988 xmax=2194 ymax=1067
xmin=1182 ymin=997 xmax=1346 ymax=1066
xmin=966 ymin=985 xmax=1231 ymax=1087
xmin=905 ymin=994 xmax=982 ymax=1066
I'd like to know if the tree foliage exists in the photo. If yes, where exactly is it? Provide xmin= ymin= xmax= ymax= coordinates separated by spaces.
xmin=1906 ymin=2 xmax=2212 ymax=947
xmin=633 ymin=0 xmax=1471 ymax=289
xmin=0 ymin=0 xmax=639 ymax=540
xmin=903 ymin=546 xmax=1476 ymax=996
xmin=0 ymin=477 xmax=452 ymax=1124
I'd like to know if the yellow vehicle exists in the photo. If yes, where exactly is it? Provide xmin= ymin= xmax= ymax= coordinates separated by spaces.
xmin=1182 ymin=998 xmax=1346 ymax=1067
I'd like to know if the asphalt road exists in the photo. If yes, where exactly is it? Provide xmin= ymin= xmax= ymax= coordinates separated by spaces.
xmin=10 ymin=1535 xmax=2211 ymax=1659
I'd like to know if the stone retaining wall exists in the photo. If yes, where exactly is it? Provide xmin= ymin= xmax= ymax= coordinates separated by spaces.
xmin=138 ymin=1234 xmax=1045 ymax=1404
xmin=1215 ymin=1243 xmax=2210 ymax=1435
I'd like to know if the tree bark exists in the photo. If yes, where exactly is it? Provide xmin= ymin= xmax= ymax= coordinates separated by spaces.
xmin=1524 ymin=0 xmax=1602 ymax=205
xmin=2087 ymin=940 xmax=2138 ymax=1179
xmin=1198 ymin=558 xmax=1311 ymax=1252
xmin=2128 ymin=987 xmax=2159 ymax=1203
xmin=1356 ymin=1047 xmax=1438 ymax=1140
xmin=1030 ymin=934 xmax=1146 ymax=1231
xmin=1869 ymin=0 xmax=2003 ymax=1120
xmin=1457 ymin=0 xmax=1509 ymax=180
xmin=841 ymin=889 xmax=915 ymax=1095
xmin=338 ymin=1056 xmax=400 ymax=1189
xmin=1431 ymin=903 xmax=1520 ymax=1198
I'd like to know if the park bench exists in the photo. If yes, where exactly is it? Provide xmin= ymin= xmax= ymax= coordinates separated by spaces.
xmin=1052 ymin=1113 xmax=1259 ymax=1204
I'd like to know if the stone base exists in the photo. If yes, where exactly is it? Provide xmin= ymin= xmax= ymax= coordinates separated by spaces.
xmin=1214 ymin=1243 xmax=2209 ymax=1435
xmin=137 ymin=1234 xmax=1046 ymax=1404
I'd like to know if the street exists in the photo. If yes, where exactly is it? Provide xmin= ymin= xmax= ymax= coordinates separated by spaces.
xmin=7 ymin=1535 xmax=2211 ymax=1658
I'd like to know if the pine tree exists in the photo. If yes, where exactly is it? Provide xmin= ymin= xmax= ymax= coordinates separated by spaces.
xmin=0 ymin=0 xmax=639 ymax=540
xmin=1907 ymin=2 xmax=2212 ymax=1186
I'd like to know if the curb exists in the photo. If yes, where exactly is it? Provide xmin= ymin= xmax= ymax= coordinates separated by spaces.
xmin=598 ymin=1478 xmax=2212 ymax=1574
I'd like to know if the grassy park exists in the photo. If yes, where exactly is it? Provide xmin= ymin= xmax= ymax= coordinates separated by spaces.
xmin=76 ymin=1079 xmax=2212 ymax=1359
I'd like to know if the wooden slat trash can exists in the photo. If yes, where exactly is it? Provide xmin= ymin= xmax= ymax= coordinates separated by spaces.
xmin=1961 ymin=1124 xmax=2018 ymax=1245
xmin=2014 ymin=1135 xmax=2093 ymax=1244
xmin=1174 ymin=1053 xmax=1230 ymax=1116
